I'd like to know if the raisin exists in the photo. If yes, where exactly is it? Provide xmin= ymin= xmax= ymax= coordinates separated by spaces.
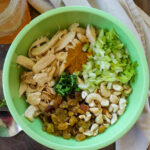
xmin=80 ymin=104 xmax=89 ymax=112
xmin=75 ymin=134 xmax=86 ymax=141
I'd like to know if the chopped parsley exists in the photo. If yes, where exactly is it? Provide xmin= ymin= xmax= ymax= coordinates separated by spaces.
xmin=54 ymin=73 xmax=80 ymax=97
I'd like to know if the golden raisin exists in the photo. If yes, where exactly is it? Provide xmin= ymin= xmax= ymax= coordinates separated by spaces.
xmin=51 ymin=114 xmax=60 ymax=124
xmin=69 ymin=116 xmax=77 ymax=126
xmin=59 ymin=101 xmax=68 ymax=109
xmin=57 ymin=123 xmax=68 ymax=130
xmin=47 ymin=123 xmax=54 ymax=133
xmin=77 ymin=108 xmax=85 ymax=114
xmin=68 ymin=111 xmax=74 ymax=117
xmin=67 ymin=99 xmax=78 ymax=106
xmin=75 ymin=134 xmax=86 ymax=141
xmin=99 ymin=125 xmax=106 ymax=133
xmin=63 ymin=131 xmax=71 ymax=139
xmin=102 ymin=108 xmax=108 ymax=114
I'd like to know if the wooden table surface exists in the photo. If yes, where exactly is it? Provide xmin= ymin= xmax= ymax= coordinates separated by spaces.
xmin=0 ymin=1 xmax=149 ymax=150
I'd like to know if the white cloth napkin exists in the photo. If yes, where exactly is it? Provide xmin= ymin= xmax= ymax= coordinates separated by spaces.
xmin=27 ymin=0 xmax=150 ymax=149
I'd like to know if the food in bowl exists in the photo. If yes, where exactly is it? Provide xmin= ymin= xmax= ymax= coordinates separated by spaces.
xmin=16 ymin=23 xmax=137 ymax=141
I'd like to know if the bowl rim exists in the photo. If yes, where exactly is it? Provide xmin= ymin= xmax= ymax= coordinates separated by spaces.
xmin=3 ymin=6 xmax=149 ymax=150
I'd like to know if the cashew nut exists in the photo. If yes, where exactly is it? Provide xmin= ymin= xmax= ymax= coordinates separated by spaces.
xmin=119 ymin=97 xmax=126 ymax=109
xmin=79 ymin=111 xmax=91 ymax=122
xmin=112 ymin=83 xmax=123 ymax=91
xmin=106 ymin=111 xmax=112 ymax=119
xmin=81 ymin=91 xmax=88 ymax=99
xmin=85 ymin=93 xmax=102 ymax=104
xmin=93 ymin=129 xmax=99 ymax=136
xmin=117 ymin=108 xmax=125 ymax=115
xmin=101 ymin=99 xmax=109 ymax=107
xmin=90 ymin=123 xmax=98 ymax=132
xmin=109 ymin=94 xmax=119 ymax=104
xmin=83 ymin=130 xmax=93 ymax=136
xmin=100 ymin=82 xmax=111 ymax=97
xmin=95 ymin=114 xmax=103 ymax=124
xmin=117 ymin=98 xmax=127 ymax=115
xmin=113 ymin=91 xmax=121 ymax=96
xmin=83 ymin=123 xmax=99 ymax=136
xmin=90 ymin=107 xmax=100 ymax=116
xmin=111 ymin=113 xmax=117 ymax=125
xmin=109 ymin=104 xmax=119 ymax=113
xmin=103 ymin=115 xmax=111 ymax=123
xmin=89 ymin=101 xmax=96 ymax=107
xmin=124 ymin=88 xmax=132 ymax=95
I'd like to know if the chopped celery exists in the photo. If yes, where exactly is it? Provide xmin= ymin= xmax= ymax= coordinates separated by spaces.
xmin=79 ymin=28 xmax=137 ymax=92
xmin=82 ymin=43 xmax=89 ymax=52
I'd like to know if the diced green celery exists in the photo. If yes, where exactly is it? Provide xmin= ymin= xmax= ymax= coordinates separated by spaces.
xmin=82 ymin=43 xmax=89 ymax=52
xmin=79 ymin=28 xmax=137 ymax=92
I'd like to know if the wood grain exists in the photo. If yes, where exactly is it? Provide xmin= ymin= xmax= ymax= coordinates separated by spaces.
xmin=134 ymin=0 xmax=150 ymax=15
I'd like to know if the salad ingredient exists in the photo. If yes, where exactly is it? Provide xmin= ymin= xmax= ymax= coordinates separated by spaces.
xmin=24 ymin=105 xmax=39 ymax=121
xmin=32 ymin=51 xmax=55 ymax=73
xmin=54 ymin=73 xmax=80 ymax=97
xmin=54 ymin=31 xmax=76 ymax=52
xmin=77 ymin=33 xmax=89 ymax=43
xmin=26 ymin=92 xmax=41 ymax=105
xmin=65 ymin=42 xmax=90 ymax=74
xmin=28 ymin=36 xmax=49 ymax=57
xmin=82 ymin=43 xmax=89 ymax=52
xmin=69 ymin=23 xmax=86 ymax=35
xmin=16 ymin=55 xmax=35 ymax=70
xmin=85 ymin=93 xmax=102 ymax=104
xmin=19 ymin=81 xmax=28 ymax=97
xmin=79 ymin=29 xmax=137 ymax=92
xmin=56 ymin=52 xmax=68 ymax=61
xmin=86 ymin=25 xmax=96 ymax=43
xmin=17 ymin=23 xmax=136 ymax=141
xmin=0 ymin=99 xmax=6 ymax=107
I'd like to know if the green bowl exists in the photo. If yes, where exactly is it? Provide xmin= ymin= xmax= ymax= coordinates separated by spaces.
xmin=3 ymin=6 xmax=149 ymax=150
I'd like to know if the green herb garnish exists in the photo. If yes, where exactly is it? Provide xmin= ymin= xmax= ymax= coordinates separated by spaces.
xmin=54 ymin=73 xmax=80 ymax=97
xmin=0 ymin=99 xmax=6 ymax=107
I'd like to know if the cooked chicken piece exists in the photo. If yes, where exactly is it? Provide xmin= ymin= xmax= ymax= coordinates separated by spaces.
xmin=77 ymin=33 xmax=89 ymax=43
xmin=26 ymin=92 xmax=41 ymax=105
xmin=32 ymin=52 xmax=55 ymax=73
xmin=69 ymin=23 xmax=79 ymax=31
xmin=56 ymin=52 xmax=68 ymax=61
xmin=24 ymin=105 xmax=39 ymax=121
xmin=19 ymin=81 xmax=27 ymax=97
xmin=21 ymin=72 xmax=36 ymax=85
xmin=16 ymin=55 xmax=35 ymax=70
xmin=28 ymin=37 xmax=49 ymax=57
xmin=71 ymin=27 xmax=86 ymax=35
xmin=29 ymin=30 xmax=67 ymax=57
xmin=33 ymin=73 xmax=49 ymax=86
xmin=86 ymin=24 xmax=96 ymax=43
xmin=54 ymin=31 xmax=75 ymax=52
xmin=58 ymin=61 xmax=66 ymax=76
